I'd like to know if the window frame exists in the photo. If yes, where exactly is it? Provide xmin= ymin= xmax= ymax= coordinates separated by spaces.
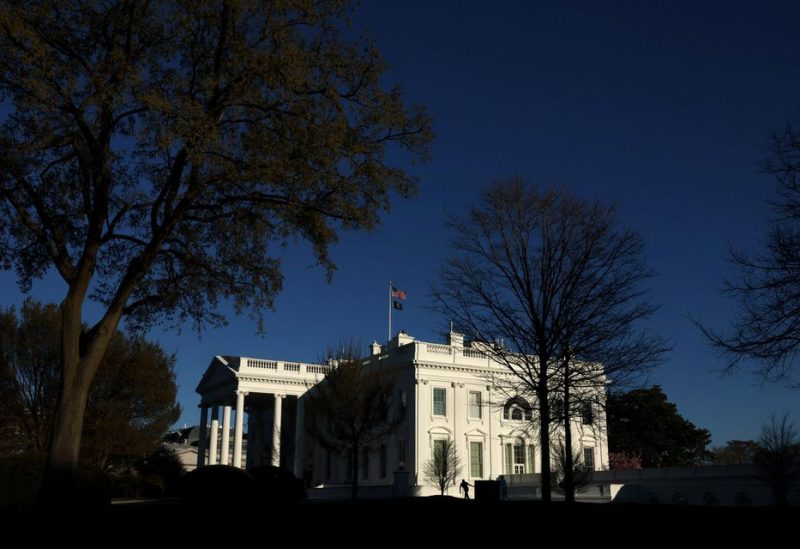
xmin=433 ymin=387 xmax=447 ymax=417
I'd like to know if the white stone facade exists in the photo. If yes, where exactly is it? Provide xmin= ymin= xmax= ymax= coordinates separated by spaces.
xmin=195 ymin=331 xmax=609 ymax=497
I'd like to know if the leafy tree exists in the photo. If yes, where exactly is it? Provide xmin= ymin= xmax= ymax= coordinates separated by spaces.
xmin=607 ymin=386 xmax=711 ymax=467
xmin=608 ymin=452 xmax=642 ymax=471
xmin=0 ymin=300 xmax=180 ymax=468
xmin=754 ymin=414 xmax=800 ymax=507
xmin=711 ymin=440 xmax=759 ymax=465
xmin=423 ymin=437 xmax=462 ymax=496
xmin=0 ymin=0 xmax=431 ymax=497
xmin=699 ymin=121 xmax=800 ymax=388
xmin=305 ymin=343 xmax=403 ymax=500
xmin=431 ymin=178 xmax=667 ymax=502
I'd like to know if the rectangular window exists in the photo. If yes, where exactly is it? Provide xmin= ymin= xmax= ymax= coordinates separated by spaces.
xmin=583 ymin=447 xmax=595 ymax=471
xmin=433 ymin=438 xmax=445 ymax=459
xmin=380 ymin=444 xmax=387 ymax=478
xmin=470 ymin=441 xmax=483 ymax=478
xmin=505 ymin=443 xmax=512 ymax=474
xmin=362 ymin=447 xmax=369 ymax=479
xmin=346 ymin=452 xmax=353 ymax=480
xmin=433 ymin=387 xmax=447 ymax=416
xmin=581 ymin=402 xmax=594 ymax=425
xmin=527 ymin=445 xmax=535 ymax=473
xmin=468 ymin=391 xmax=482 ymax=419
xmin=398 ymin=439 xmax=406 ymax=466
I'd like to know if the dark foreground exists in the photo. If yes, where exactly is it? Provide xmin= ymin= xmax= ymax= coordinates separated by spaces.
xmin=4 ymin=498 xmax=795 ymax=546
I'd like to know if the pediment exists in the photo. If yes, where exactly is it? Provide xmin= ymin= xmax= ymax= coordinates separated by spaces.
xmin=195 ymin=355 xmax=238 ymax=394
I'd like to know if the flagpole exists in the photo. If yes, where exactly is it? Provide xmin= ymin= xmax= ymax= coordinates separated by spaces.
xmin=388 ymin=280 xmax=392 ymax=342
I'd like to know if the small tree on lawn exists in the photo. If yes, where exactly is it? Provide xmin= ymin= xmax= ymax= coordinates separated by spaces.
xmin=423 ymin=437 xmax=462 ymax=496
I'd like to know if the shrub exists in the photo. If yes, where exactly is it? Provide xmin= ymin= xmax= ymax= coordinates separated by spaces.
xmin=248 ymin=465 xmax=307 ymax=507
xmin=180 ymin=465 xmax=256 ymax=510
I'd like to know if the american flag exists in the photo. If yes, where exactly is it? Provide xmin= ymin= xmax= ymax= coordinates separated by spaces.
xmin=391 ymin=287 xmax=407 ymax=300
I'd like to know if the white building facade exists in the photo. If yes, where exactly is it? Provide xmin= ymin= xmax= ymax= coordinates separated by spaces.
xmin=195 ymin=330 xmax=609 ymax=497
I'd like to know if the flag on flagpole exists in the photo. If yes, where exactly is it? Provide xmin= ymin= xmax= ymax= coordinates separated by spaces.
xmin=391 ymin=287 xmax=407 ymax=300
xmin=393 ymin=301 xmax=403 ymax=310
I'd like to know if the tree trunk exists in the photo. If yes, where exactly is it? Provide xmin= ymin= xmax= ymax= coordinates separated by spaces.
xmin=38 ymin=296 xmax=117 ymax=507
xmin=562 ymin=364 xmax=575 ymax=503
xmin=538 ymin=382 xmax=552 ymax=503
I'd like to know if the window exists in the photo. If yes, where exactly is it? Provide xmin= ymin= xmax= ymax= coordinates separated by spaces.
xmin=527 ymin=444 xmax=535 ymax=473
xmin=513 ymin=441 xmax=526 ymax=474
xmin=504 ymin=443 xmax=512 ymax=474
xmin=380 ymin=444 xmax=387 ymax=478
xmin=433 ymin=388 xmax=447 ymax=416
xmin=398 ymin=439 xmax=406 ymax=466
xmin=468 ymin=391 xmax=482 ymax=419
xmin=583 ymin=447 xmax=595 ymax=470
xmin=581 ymin=402 xmax=593 ymax=425
xmin=503 ymin=396 xmax=532 ymax=421
xmin=470 ymin=441 xmax=483 ymax=478
xmin=551 ymin=398 xmax=564 ymax=422
xmin=345 ymin=452 xmax=353 ymax=480
xmin=362 ymin=447 xmax=369 ymax=479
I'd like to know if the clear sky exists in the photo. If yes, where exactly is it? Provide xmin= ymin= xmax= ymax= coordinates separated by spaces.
xmin=2 ymin=0 xmax=800 ymax=446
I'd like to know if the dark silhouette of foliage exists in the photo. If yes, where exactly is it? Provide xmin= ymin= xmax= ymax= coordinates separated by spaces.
xmin=699 ymin=122 xmax=800 ymax=388
xmin=607 ymin=386 xmax=711 ymax=467
xmin=754 ymin=414 xmax=800 ymax=507
xmin=248 ymin=465 xmax=307 ymax=506
xmin=431 ymin=178 xmax=667 ymax=502
xmin=0 ymin=0 xmax=431 ymax=498
xmin=180 ymin=465 xmax=256 ymax=510
xmin=305 ymin=342 xmax=403 ymax=500
xmin=711 ymin=440 xmax=759 ymax=465
xmin=0 ymin=300 xmax=180 ymax=468
xmin=423 ymin=437 xmax=462 ymax=496
xmin=134 ymin=446 xmax=185 ymax=497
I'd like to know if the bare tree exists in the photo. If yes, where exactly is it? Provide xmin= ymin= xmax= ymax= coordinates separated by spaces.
xmin=754 ymin=414 xmax=800 ymax=507
xmin=551 ymin=441 xmax=592 ymax=496
xmin=431 ymin=178 xmax=667 ymax=503
xmin=700 ymin=123 xmax=800 ymax=388
xmin=0 ymin=0 xmax=431 ymax=501
xmin=423 ymin=437 xmax=462 ymax=496
xmin=305 ymin=343 xmax=404 ymax=500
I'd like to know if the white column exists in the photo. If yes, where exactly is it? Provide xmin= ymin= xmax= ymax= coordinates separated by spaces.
xmin=197 ymin=406 xmax=208 ymax=468
xmin=208 ymin=406 xmax=219 ymax=465
xmin=293 ymin=397 xmax=305 ymax=478
xmin=220 ymin=403 xmax=232 ymax=465
xmin=272 ymin=394 xmax=283 ymax=467
xmin=233 ymin=391 xmax=246 ymax=469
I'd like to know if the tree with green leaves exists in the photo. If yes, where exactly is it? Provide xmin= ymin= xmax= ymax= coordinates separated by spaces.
xmin=305 ymin=343 xmax=403 ymax=500
xmin=0 ymin=0 xmax=431 ymax=499
xmin=0 ymin=300 xmax=180 ymax=468
xmin=423 ymin=437 xmax=462 ymax=496
xmin=431 ymin=178 xmax=666 ymax=502
xmin=607 ymin=386 xmax=711 ymax=467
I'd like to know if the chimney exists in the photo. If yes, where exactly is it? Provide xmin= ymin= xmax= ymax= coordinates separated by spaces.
xmin=448 ymin=329 xmax=464 ymax=348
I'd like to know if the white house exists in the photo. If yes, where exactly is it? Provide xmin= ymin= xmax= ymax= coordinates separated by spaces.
xmin=195 ymin=330 xmax=609 ymax=497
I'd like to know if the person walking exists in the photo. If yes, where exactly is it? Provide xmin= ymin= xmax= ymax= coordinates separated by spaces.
xmin=497 ymin=474 xmax=509 ymax=500
xmin=459 ymin=478 xmax=472 ymax=499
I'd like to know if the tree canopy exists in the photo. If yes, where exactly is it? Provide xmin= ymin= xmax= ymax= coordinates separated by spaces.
xmin=0 ymin=300 xmax=180 ymax=468
xmin=607 ymin=386 xmax=711 ymax=468
xmin=0 ymin=0 xmax=431 ymax=485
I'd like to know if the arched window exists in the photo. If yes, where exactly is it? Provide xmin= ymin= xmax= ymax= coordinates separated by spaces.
xmin=503 ymin=397 xmax=533 ymax=421
xmin=702 ymin=492 xmax=719 ymax=506
xmin=735 ymin=492 xmax=752 ymax=506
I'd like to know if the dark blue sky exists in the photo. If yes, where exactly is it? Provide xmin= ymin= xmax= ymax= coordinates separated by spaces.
xmin=2 ymin=0 xmax=800 ymax=445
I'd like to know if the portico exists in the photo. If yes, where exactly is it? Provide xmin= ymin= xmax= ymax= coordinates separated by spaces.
xmin=195 ymin=355 xmax=330 ymax=475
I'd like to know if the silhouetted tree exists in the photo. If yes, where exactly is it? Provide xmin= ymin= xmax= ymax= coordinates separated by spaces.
xmin=305 ymin=343 xmax=403 ymax=500
xmin=0 ymin=300 xmax=180 ymax=468
xmin=700 ymin=122 xmax=800 ymax=388
xmin=431 ymin=178 xmax=667 ymax=502
xmin=423 ymin=437 xmax=462 ymax=496
xmin=711 ymin=440 xmax=759 ymax=465
xmin=607 ymin=386 xmax=711 ymax=467
xmin=0 ymin=0 xmax=431 ymax=499
xmin=754 ymin=414 xmax=800 ymax=507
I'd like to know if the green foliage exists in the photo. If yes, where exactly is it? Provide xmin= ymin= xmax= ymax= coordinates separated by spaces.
xmin=0 ymin=300 xmax=180 ymax=466
xmin=0 ymin=0 xmax=432 ymax=332
xmin=135 ymin=446 xmax=185 ymax=497
xmin=607 ymin=386 xmax=711 ymax=467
